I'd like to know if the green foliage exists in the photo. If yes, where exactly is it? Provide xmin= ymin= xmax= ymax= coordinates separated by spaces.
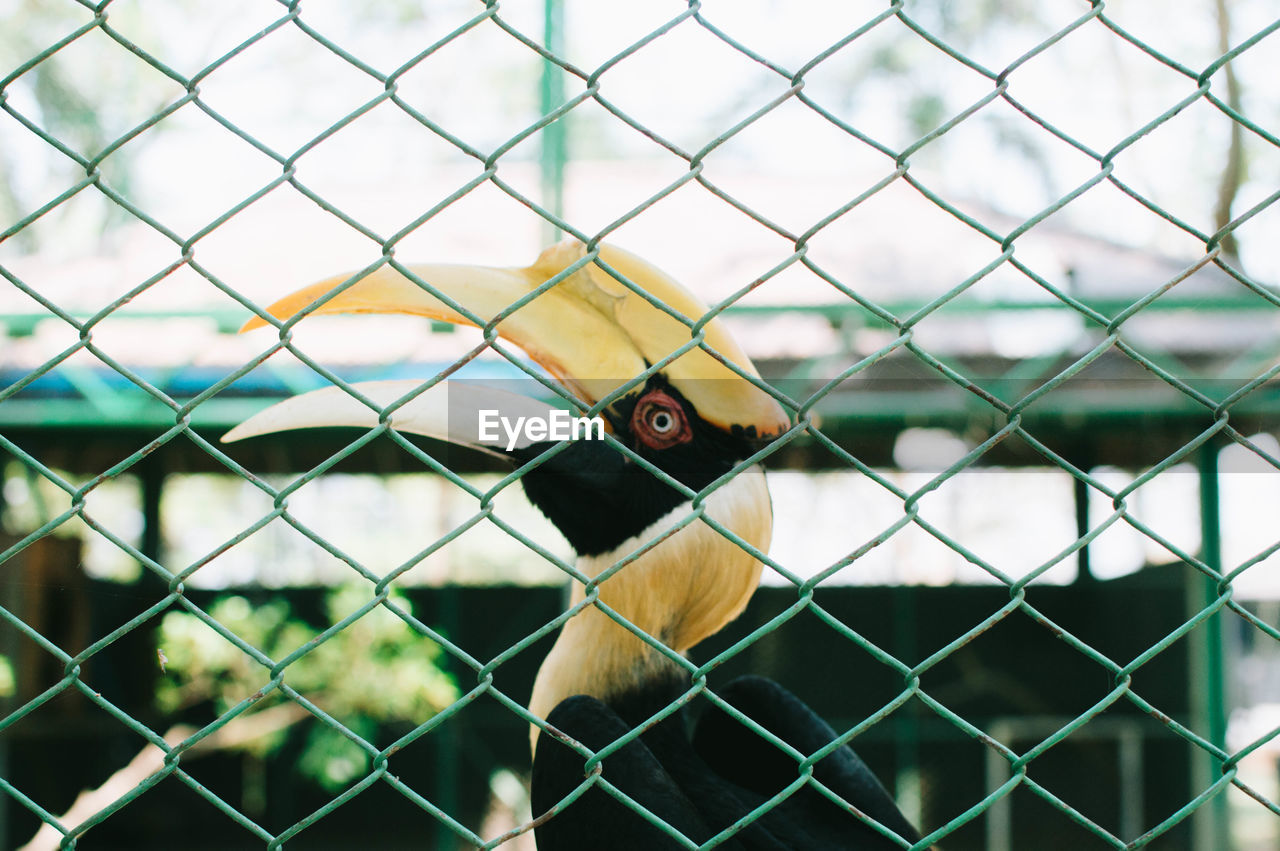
xmin=157 ymin=586 xmax=459 ymax=788
xmin=298 ymin=717 xmax=380 ymax=792
xmin=0 ymin=653 xmax=13 ymax=698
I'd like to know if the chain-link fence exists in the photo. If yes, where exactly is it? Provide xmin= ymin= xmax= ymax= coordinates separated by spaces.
xmin=3 ymin=1 xmax=1280 ymax=848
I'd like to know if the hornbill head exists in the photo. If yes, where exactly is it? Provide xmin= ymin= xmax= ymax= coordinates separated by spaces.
xmin=225 ymin=241 xmax=790 ymax=746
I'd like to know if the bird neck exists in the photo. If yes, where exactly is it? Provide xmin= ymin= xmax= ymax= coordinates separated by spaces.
xmin=529 ymin=468 xmax=772 ymax=752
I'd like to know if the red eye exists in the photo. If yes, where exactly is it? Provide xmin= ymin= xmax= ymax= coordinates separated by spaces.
xmin=631 ymin=390 xmax=692 ymax=450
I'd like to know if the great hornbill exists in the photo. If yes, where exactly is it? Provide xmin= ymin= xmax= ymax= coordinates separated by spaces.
xmin=225 ymin=241 xmax=921 ymax=849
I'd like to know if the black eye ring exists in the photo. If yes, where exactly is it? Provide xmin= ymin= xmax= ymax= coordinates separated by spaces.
xmin=631 ymin=389 xmax=693 ymax=450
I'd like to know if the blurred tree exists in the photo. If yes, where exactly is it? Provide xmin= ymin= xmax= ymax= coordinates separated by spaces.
xmin=0 ymin=1 xmax=208 ymax=253
xmin=0 ymin=1 xmax=439 ymax=254
xmin=1211 ymin=0 xmax=1244 ymax=264
xmin=156 ymin=585 xmax=459 ymax=790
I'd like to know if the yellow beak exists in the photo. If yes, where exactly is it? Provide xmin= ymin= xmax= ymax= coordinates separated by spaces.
xmin=241 ymin=241 xmax=789 ymax=439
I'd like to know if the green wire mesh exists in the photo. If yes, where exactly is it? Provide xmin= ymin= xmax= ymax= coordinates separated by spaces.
xmin=2 ymin=1 xmax=1279 ymax=848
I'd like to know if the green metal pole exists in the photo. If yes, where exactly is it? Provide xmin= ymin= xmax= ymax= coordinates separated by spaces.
xmin=539 ymin=0 xmax=566 ymax=244
xmin=892 ymin=586 xmax=922 ymax=829
xmin=435 ymin=485 xmax=461 ymax=851
xmin=1074 ymin=473 xmax=1094 ymax=581
xmin=1191 ymin=445 xmax=1230 ymax=850
xmin=0 ymin=467 xmax=9 ymax=848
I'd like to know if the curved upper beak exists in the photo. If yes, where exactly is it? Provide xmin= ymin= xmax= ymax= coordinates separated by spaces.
xmin=230 ymin=241 xmax=789 ymax=443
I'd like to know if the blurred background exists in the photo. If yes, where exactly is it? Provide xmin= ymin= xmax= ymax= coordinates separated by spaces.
xmin=1 ymin=1 xmax=1278 ymax=848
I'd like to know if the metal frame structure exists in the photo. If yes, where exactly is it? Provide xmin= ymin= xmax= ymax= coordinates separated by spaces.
xmin=2 ymin=1 xmax=1278 ymax=848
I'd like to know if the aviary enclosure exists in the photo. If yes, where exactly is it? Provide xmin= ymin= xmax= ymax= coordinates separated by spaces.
xmin=1 ymin=1 xmax=1279 ymax=848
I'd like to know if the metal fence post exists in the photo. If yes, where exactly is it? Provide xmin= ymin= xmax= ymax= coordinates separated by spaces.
xmin=1191 ymin=443 xmax=1231 ymax=850
xmin=1073 ymin=472 xmax=1094 ymax=582
xmin=0 ymin=468 xmax=8 ymax=847
xmin=539 ymin=0 xmax=567 ymax=244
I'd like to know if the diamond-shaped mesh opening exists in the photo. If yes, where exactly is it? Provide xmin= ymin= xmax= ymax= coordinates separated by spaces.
xmin=3 ymin=3 xmax=1279 ymax=848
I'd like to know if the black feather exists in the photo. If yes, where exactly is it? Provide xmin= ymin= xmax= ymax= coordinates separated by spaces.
xmin=513 ymin=377 xmax=754 ymax=557
xmin=532 ymin=674 xmax=920 ymax=849
xmin=693 ymin=676 xmax=922 ymax=849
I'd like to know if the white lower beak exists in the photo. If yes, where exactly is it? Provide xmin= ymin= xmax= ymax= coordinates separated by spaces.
xmin=221 ymin=379 xmax=569 ymax=456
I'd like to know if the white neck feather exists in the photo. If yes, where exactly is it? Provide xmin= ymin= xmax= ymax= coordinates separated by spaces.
xmin=529 ymin=467 xmax=772 ymax=752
